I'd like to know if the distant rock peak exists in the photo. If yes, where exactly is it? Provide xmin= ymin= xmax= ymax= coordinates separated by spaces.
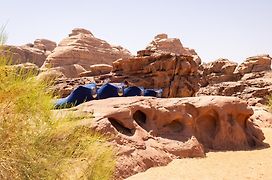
xmin=69 ymin=28 xmax=94 ymax=37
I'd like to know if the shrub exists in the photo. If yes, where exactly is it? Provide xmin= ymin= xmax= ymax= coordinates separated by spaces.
xmin=268 ymin=95 xmax=272 ymax=111
xmin=0 ymin=29 xmax=115 ymax=180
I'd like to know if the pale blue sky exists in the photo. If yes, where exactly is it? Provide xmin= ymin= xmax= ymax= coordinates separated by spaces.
xmin=1 ymin=0 xmax=272 ymax=63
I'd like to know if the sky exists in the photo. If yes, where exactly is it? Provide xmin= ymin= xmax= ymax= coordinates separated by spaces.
xmin=1 ymin=0 xmax=272 ymax=63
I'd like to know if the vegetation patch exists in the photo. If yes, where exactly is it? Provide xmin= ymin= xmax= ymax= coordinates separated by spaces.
xmin=0 ymin=29 xmax=115 ymax=180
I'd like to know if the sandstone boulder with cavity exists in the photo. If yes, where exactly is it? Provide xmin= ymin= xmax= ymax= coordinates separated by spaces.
xmin=61 ymin=96 xmax=265 ymax=179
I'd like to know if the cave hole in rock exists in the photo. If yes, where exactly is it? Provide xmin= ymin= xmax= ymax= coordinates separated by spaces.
xmin=108 ymin=117 xmax=134 ymax=136
xmin=133 ymin=110 xmax=147 ymax=127
xmin=196 ymin=114 xmax=218 ymax=140
xmin=163 ymin=120 xmax=184 ymax=133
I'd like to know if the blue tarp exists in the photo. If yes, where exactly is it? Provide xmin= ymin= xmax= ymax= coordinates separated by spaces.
xmin=54 ymin=83 xmax=162 ymax=109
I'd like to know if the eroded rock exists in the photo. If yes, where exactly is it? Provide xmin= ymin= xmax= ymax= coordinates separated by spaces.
xmin=33 ymin=39 xmax=57 ymax=52
xmin=198 ymin=71 xmax=272 ymax=106
xmin=42 ymin=28 xmax=131 ymax=77
xmin=79 ymin=64 xmax=113 ymax=77
xmin=235 ymin=54 xmax=271 ymax=74
xmin=145 ymin=34 xmax=201 ymax=65
xmin=200 ymin=58 xmax=240 ymax=85
xmin=111 ymin=52 xmax=199 ymax=98
xmin=61 ymin=96 xmax=265 ymax=179
xmin=250 ymin=106 xmax=272 ymax=128
xmin=0 ymin=45 xmax=47 ymax=67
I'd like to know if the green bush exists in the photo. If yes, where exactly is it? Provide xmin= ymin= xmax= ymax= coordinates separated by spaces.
xmin=0 ymin=29 xmax=115 ymax=180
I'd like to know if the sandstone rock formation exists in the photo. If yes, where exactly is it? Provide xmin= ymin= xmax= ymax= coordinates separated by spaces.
xmin=0 ymin=45 xmax=47 ymax=67
xmin=201 ymin=58 xmax=239 ymax=84
xmin=51 ymin=51 xmax=201 ymax=98
xmin=33 ymin=39 xmax=57 ymax=52
xmin=42 ymin=28 xmax=131 ymax=77
xmin=61 ymin=96 xmax=265 ymax=179
xmin=235 ymin=54 xmax=271 ymax=75
xmin=12 ymin=62 xmax=39 ymax=75
xmin=198 ymin=55 xmax=272 ymax=106
xmin=145 ymin=34 xmax=201 ymax=65
xmin=79 ymin=64 xmax=112 ymax=77
xmin=250 ymin=106 xmax=272 ymax=128
xmin=36 ymin=69 xmax=65 ymax=83
xmin=110 ymin=52 xmax=199 ymax=98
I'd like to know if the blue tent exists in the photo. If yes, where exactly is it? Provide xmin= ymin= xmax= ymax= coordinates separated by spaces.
xmin=54 ymin=83 xmax=97 ymax=109
xmin=123 ymin=86 xmax=143 ymax=97
xmin=54 ymin=83 xmax=162 ymax=109
xmin=97 ymin=83 xmax=122 ymax=99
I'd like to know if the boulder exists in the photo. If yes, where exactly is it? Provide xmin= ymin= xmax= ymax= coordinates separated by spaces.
xmin=200 ymin=58 xmax=240 ymax=85
xmin=203 ymin=58 xmax=238 ymax=75
xmin=62 ymin=96 xmax=265 ymax=179
xmin=111 ymin=52 xmax=200 ymax=98
xmin=12 ymin=62 xmax=39 ymax=75
xmin=0 ymin=45 xmax=46 ymax=67
xmin=145 ymin=33 xmax=201 ymax=65
xmin=42 ymin=28 xmax=131 ymax=77
xmin=79 ymin=64 xmax=112 ymax=77
xmin=33 ymin=39 xmax=57 ymax=52
xmin=48 ymin=64 xmax=87 ymax=80
xmin=36 ymin=69 xmax=65 ymax=83
xmin=250 ymin=107 xmax=272 ymax=128
xmin=235 ymin=54 xmax=271 ymax=74
xmin=197 ymin=71 xmax=272 ymax=106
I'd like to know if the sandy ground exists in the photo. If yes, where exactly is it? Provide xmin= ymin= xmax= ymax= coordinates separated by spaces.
xmin=127 ymin=128 xmax=272 ymax=180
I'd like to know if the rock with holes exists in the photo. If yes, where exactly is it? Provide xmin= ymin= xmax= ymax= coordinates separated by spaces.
xmin=111 ymin=52 xmax=200 ymax=98
xmin=62 ymin=96 xmax=265 ymax=179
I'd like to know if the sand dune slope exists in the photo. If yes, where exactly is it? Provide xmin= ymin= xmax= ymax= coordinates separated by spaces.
xmin=127 ymin=128 xmax=272 ymax=180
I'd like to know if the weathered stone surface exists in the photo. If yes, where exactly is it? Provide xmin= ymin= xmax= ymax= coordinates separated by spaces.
xmin=62 ymin=96 xmax=265 ymax=179
xmin=203 ymin=58 xmax=238 ymax=75
xmin=235 ymin=54 xmax=271 ymax=74
xmin=186 ymin=47 xmax=202 ymax=65
xmin=51 ymin=52 xmax=200 ymax=98
xmin=0 ymin=45 xmax=46 ymax=67
xmin=79 ymin=64 xmax=112 ymax=77
xmin=111 ymin=52 xmax=199 ymax=98
xmin=42 ymin=28 xmax=131 ymax=77
xmin=200 ymin=58 xmax=240 ymax=85
xmin=36 ymin=69 xmax=65 ymax=83
xmin=12 ymin=62 xmax=40 ymax=75
xmin=49 ymin=64 xmax=87 ymax=78
xmin=33 ymin=39 xmax=57 ymax=52
xmin=146 ymin=34 xmax=190 ymax=55
xmin=250 ymin=107 xmax=272 ymax=128
xmin=145 ymin=34 xmax=201 ymax=64
xmin=197 ymin=71 xmax=272 ymax=106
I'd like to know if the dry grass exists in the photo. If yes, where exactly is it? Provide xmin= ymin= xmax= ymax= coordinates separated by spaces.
xmin=268 ymin=95 xmax=272 ymax=111
xmin=0 ymin=29 xmax=115 ymax=180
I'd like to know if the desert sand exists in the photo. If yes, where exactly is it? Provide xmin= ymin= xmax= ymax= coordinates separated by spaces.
xmin=127 ymin=128 xmax=272 ymax=180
